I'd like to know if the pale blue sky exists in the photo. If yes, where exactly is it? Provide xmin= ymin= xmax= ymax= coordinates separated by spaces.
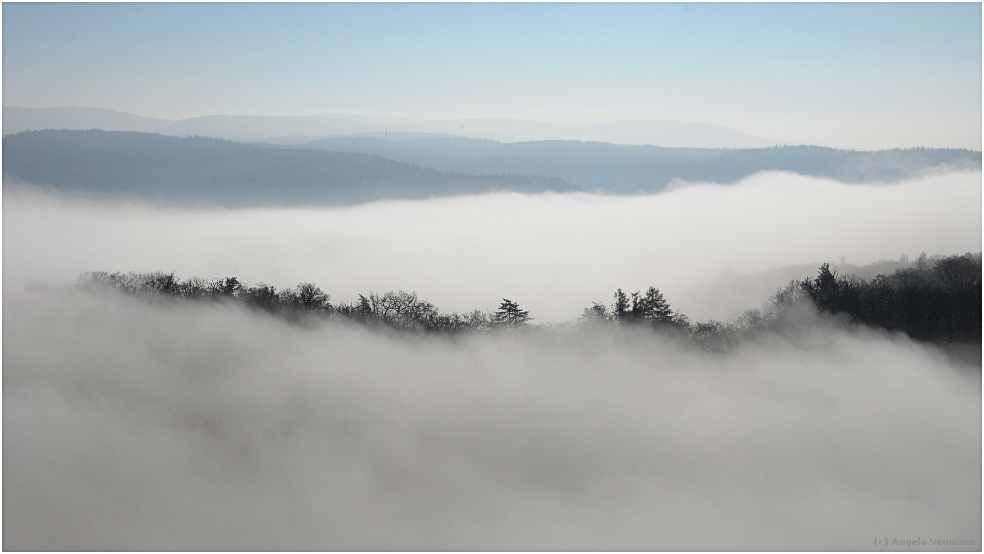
xmin=3 ymin=3 xmax=981 ymax=148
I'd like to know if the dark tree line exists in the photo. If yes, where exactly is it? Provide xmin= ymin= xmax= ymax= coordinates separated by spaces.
xmin=799 ymin=253 xmax=981 ymax=343
xmin=78 ymin=252 xmax=981 ymax=346
xmin=78 ymin=271 xmax=531 ymax=334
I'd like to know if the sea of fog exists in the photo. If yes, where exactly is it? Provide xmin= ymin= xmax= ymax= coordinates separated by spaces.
xmin=3 ymin=169 xmax=982 ymax=550
xmin=4 ymin=169 xmax=982 ymax=322
xmin=3 ymin=286 xmax=980 ymax=550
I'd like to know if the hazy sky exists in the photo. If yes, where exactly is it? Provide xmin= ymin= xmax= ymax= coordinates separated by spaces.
xmin=2 ymin=3 xmax=982 ymax=149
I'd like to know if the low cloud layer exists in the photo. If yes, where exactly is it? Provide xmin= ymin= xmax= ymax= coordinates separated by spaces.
xmin=5 ymin=168 xmax=981 ymax=549
xmin=4 ymin=286 xmax=980 ymax=550
xmin=4 ymin=169 xmax=981 ymax=322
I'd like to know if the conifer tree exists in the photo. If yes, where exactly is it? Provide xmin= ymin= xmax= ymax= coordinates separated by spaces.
xmin=493 ymin=299 xmax=531 ymax=327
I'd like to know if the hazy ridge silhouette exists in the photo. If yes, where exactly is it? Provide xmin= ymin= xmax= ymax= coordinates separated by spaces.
xmin=4 ymin=129 xmax=979 ymax=205
xmin=2 ymin=130 xmax=574 ymax=205
xmin=3 ymin=106 xmax=777 ymax=147
xmin=296 ymin=136 xmax=982 ymax=192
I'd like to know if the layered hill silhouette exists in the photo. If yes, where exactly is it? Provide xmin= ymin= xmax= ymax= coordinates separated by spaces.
xmin=4 ymin=129 xmax=980 ymax=206
xmin=295 ymin=136 xmax=983 ymax=192
xmin=2 ymin=130 xmax=574 ymax=205
xmin=3 ymin=106 xmax=776 ymax=148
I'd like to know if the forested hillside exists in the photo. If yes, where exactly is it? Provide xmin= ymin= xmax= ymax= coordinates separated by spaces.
xmin=2 ymin=130 xmax=574 ymax=205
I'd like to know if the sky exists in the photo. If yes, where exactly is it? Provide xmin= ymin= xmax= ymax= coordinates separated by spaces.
xmin=2 ymin=3 xmax=982 ymax=149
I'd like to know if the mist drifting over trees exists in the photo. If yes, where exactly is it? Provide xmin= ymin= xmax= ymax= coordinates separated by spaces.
xmin=6 ymin=170 xmax=979 ymax=323
xmin=76 ymin=252 xmax=982 ymax=354
xmin=6 ymin=270 xmax=981 ymax=550
xmin=4 ymin=1 xmax=982 ymax=549
xmin=6 ymin=171 xmax=981 ymax=550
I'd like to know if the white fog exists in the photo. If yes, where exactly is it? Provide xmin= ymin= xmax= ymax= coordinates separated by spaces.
xmin=3 ymin=285 xmax=980 ymax=550
xmin=5 ymin=5 xmax=982 ymax=549
xmin=4 ymin=169 xmax=981 ymax=322
xmin=4 ymin=169 xmax=981 ymax=549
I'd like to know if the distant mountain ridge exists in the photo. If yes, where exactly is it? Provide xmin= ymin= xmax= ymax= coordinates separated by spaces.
xmin=4 ymin=129 xmax=979 ymax=207
xmin=293 ymin=136 xmax=981 ymax=192
xmin=3 ymin=106 xmax=776 ymax=148
xmin=2 ymin=106 xmax=170 ymax=133
xmin=2 ymin=130 xmax=574 ymax=206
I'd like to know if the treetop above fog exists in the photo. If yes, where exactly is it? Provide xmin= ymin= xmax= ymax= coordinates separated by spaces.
xmin=78 ymin=252 xmax=981 ymax=350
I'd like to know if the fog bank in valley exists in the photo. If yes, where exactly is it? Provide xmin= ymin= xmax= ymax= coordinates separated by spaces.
xmin=5 ymin=168 xmax=981 ymax=550
xmin=4 ymin=285 xmax=980 ymax=550
xmin=4 ymin=170 xmax=981 ymax=322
